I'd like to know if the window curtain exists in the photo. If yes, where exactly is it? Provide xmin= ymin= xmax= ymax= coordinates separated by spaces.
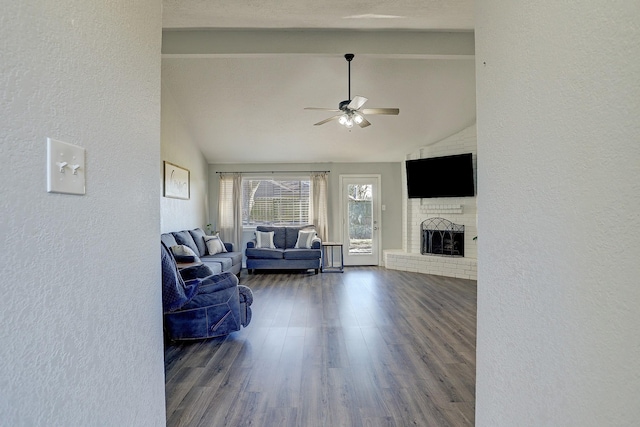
xmin=309 ymin=172 xmax=329 ymax=241
xmin=218 ymin=173 xmax=243 ymax=250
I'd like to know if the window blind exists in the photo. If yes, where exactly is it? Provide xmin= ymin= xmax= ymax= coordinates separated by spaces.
xmin=242 ymin=179 xmax=310 ymax=225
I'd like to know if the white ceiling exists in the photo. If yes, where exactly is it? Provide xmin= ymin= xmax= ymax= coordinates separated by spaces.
xmin=161 ymin=1 xmax=476 ymax=164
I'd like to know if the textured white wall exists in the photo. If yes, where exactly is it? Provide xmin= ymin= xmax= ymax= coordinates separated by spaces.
xmin=0 ymin=1 xmax=165 ymax=426
xmin=476 ymin=1 xmax=640 ymax=426
xmin=160 ymin=82 xmax=209 ymax=233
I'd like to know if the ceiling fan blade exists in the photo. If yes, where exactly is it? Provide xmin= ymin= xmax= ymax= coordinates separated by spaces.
xmin=305 ymin=107 xmax=342 ymax=112
xmin=348 ymin=96 xmax=368 ymax=110
xmin=358 ymin=117 xmax=371 ymax=128
xmin=314 ymin=115 xmax=341 ymax=126
xmin=361 ymin=108 xmax=399 ymax=115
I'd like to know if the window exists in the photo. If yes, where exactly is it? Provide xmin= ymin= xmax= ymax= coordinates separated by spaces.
xmin=242 ymin=178 xmax=310 ymax=225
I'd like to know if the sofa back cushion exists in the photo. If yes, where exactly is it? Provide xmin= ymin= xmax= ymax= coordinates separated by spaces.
xmin=188 ymin=228 xmax=208 ymax=256
xmin=172 ymin=230 xmax=199 ymax=256
xmin=284 ymin=225 xmax=316 ymax=248
xmin=161 ymin=233 xmax=178 ymax=248
xmin=255 ymin=225 xmax=317 ymax=248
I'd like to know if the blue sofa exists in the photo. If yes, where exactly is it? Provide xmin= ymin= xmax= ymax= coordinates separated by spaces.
xmin=161 ymin=242 xmax=253 ymax=341
xmin=245 ymin=225 xmax=322 ymax=274
xmin=161 ymin=228 xmax=242 ymax=277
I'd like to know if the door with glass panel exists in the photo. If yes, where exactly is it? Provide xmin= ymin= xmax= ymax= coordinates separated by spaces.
xmin=340 ymin=175 xmax=381 ymax=266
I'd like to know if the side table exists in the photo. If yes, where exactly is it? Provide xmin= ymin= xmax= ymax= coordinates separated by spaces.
xmin=321 ymin=242 xmax=344 ymax=273
xmin=176 ymin=261 xmax=203 ymax=270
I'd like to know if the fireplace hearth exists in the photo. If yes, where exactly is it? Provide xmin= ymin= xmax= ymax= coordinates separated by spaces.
xmin=421 ymin=217 xmax=464 ymax=257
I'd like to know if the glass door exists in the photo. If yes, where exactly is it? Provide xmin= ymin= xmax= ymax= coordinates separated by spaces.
xmin=340 ymin=175 xmax=381 ymax=266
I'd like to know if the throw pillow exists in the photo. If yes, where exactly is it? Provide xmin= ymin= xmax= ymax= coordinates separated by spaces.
xmin=294 ymin=229 xmax=317 ymax=249
xmin=170 ymin=244 xmax=201 ymax=263
xmin=204 ymin=234 xmax=227 ymax=255
xmin=255 ymin=231 xmax=276 ymax=249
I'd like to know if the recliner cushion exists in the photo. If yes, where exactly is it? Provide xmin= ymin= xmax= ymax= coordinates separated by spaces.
xmin=180 ymin=273 xmax=239 ymax=310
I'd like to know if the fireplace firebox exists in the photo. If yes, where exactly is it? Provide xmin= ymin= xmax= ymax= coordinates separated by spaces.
xmin=421 ymin=217 xmax=464 ymax=257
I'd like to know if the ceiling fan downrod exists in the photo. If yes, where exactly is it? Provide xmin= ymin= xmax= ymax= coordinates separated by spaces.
xmin=345 ymin=53 xmax=354 ymax=101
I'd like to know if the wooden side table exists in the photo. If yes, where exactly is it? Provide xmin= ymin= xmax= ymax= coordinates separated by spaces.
xmin=321 ymin=242 xmax=344 ymax=273
xmin=176 ymin=261 xmax=203 ymax=270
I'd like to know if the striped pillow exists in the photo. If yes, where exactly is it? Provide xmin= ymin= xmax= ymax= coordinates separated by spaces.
xmin=294 ymin=230 xmax=317 ymax=249
xmin=255 ymin=231 xmax=276 ymax=249
xmin=204 ymin=235 xmax=227 ymax=255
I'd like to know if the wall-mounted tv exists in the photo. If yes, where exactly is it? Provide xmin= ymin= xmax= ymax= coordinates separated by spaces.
xmin=406 ymin=153 xmax=475 ymax=198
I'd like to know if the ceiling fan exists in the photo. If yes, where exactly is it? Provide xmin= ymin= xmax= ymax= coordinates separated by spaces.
xmin=305 ymin=53 xmax=399 ymax=128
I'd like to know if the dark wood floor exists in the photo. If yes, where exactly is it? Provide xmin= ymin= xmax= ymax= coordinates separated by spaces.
xmin=164 ymin=267 xmax=477 ymax=427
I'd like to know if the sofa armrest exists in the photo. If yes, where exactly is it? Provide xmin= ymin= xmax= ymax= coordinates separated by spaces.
xmin=246 ymin=240 xmax=256 ymax=249
xmin=311 ymin=238 xmax=322 ymax=249
xmin=237 ymin=284 xmax=253 ymax=327
xmin=174 ymin=254 xmax=197 ymax=263
xmin=179 ymin=263 xmax=214 ymax=280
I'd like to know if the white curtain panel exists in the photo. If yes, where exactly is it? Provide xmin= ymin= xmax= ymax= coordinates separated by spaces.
xmin=218 ymin=173 xmax=243 ymax=250
xmin=309 ymin=172 xmax=329 ymax=241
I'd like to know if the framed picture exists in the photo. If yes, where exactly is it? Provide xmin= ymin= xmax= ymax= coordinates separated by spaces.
xmin=163 ymin=161 xmax=190 ymax=200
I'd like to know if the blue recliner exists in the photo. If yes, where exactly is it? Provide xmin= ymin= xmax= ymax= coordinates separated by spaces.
xmin=161 ymin=242 xmax=253 ymax=341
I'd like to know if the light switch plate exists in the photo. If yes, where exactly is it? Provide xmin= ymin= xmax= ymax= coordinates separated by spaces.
xmin=47 ymin=138 xmax=86 ymax=195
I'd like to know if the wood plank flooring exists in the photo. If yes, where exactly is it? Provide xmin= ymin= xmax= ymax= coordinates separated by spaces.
xmin=164 ymin=267 xmax=477 ymax=427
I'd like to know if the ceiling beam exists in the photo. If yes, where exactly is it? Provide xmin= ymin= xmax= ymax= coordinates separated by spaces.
xmin=162 ymin=29 xmax=474 ymax=58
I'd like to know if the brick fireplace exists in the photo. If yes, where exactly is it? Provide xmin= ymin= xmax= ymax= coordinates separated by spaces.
xmin=382 ymin=124 xmax=478 ymax=280
xmin=384 ymin=202 xmax=477 ymax=280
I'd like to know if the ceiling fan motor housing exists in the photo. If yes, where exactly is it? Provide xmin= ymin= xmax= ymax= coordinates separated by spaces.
xmin=339 ymin=100 xmax=352 ymax=111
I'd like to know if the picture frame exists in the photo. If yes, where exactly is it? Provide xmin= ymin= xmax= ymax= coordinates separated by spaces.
xmin=163 ymin=161 xmax=190 ymax=200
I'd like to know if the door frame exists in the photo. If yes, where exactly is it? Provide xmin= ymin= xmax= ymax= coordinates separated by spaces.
xmin=339 ymin=174 xmax=382 ymax=266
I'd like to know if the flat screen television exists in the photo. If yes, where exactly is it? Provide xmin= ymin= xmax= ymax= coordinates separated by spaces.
xmin=406 ymin=153 xmax=475 ymax=198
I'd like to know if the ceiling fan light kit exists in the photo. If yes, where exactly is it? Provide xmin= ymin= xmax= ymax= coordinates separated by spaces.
xmin=305 ymin=53 xmax=399 ymax=129
xmin=339 ymin=112 xmax=364 ymax=128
